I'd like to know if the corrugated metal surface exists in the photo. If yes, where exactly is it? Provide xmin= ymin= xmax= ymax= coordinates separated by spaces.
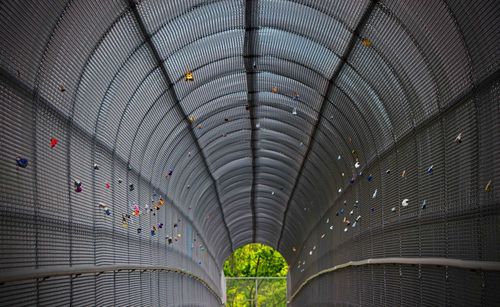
xmin=1 ymin=0 xmax=499 ymax=305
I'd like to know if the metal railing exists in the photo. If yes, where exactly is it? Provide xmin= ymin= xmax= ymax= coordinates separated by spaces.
xmin=0 ymin=264 xmax=223 ymax=304
xmin=225 ymin=277 xmax=287 ymax=307
xmin=288 ymin=257 xmax=500 ymax=303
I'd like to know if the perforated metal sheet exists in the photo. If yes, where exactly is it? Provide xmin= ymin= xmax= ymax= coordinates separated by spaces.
xmin=1 ymin=0 xmax=499 ymax=305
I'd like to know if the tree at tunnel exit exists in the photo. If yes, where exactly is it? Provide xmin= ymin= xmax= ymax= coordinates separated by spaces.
xmin=224 ymin=244 xmax=288 ymax=306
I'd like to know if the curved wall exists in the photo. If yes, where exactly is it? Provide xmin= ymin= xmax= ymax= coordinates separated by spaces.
xmin=0 ymin=0 xmax=499 ymax=306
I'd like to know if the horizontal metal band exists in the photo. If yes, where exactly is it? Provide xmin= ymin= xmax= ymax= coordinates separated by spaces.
xmin=288 ymin=257 xmax=500 ymax=303
xmin=0 ymin=264 xmax=222 ymax=304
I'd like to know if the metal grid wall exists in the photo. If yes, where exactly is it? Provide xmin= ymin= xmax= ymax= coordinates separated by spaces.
xmin=1 ymin=0 xmax=499 ymax=305
xmin=280 ymin=1 xmax=500 ymax=304
xmin=291 ymin=265 xmax=500 ymax=306
xmin=0 ymin=69 xmax=223 ymax=303
xmin=0 ymin=270 xmax=221 ymax=306
xmin=288 ymin=77 xmax=500 ymax=305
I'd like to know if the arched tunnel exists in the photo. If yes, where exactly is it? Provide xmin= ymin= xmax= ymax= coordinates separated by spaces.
xmin=1 ymin=0 xmax=499 ymax=306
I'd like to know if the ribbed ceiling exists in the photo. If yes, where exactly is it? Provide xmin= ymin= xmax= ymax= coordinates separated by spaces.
xmin=1 ymin=0 xmax=498 ymax=270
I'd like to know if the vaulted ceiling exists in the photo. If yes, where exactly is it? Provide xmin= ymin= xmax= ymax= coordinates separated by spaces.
xmin=1 ymin=0 xmax=497 ymax=267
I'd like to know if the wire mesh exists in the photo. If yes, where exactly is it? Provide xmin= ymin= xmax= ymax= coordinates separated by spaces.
xmin=1 ymin=0 xmax=499 ymax=305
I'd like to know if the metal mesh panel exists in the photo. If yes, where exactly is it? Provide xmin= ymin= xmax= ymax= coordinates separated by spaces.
xmin=372 ymin=2 xmax=472 ymax=107
xmin=1 ymin=74 xmax=223 ymax=305
xmin=0 ymin=0 xmax=66 ymax=88
xmin=446 ymin=0 xmax=500 ymax=83
xmin=1 ymin=0 xmax=499 ymax=305
xmin=39 ymin=276 xmax=71 ymax=306
xmin=287 ymin=66 xmax=498 ymax=305
xmin=72 ymin=11 xmax=144 ymax=135
xmin=37 ymin=1 xmax=129 ymax=117
xmin=258 ymin=1 xmax=351 ymax=56
xmin=0 ymin=83 xmax=37 ymax=270
xmin=290 ymin=265 xmax=500 ymax=307
xmin=292 ymin=0 xmax=371 ymax=31
xmin=146 ymin=1 xmax=244 ymax=60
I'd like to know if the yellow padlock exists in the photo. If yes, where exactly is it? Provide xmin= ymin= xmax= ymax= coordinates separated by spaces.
xmin=185 ymin=71 xmax=194 ymax=81
xmin=361 ymin=38 xmax=372 ymax=47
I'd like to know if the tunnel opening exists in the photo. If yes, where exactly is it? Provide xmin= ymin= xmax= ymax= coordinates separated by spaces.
xmin=223 ymin=244 xmax=288 ymax=307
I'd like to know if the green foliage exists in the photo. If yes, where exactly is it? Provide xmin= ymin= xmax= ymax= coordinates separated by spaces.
xmin=255 ymin=278 xmax=287 ymax=306
xmin=224 ymin=244 xmax=288 ymax=306
xmin=225 ymin=278 xmax=287 ymax=307
xmin=223 ymin=243 xmax=288 ymax=277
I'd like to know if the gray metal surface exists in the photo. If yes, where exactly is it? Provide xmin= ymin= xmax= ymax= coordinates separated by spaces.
xmin=1 ymin=0 xmax=499 ymax=305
